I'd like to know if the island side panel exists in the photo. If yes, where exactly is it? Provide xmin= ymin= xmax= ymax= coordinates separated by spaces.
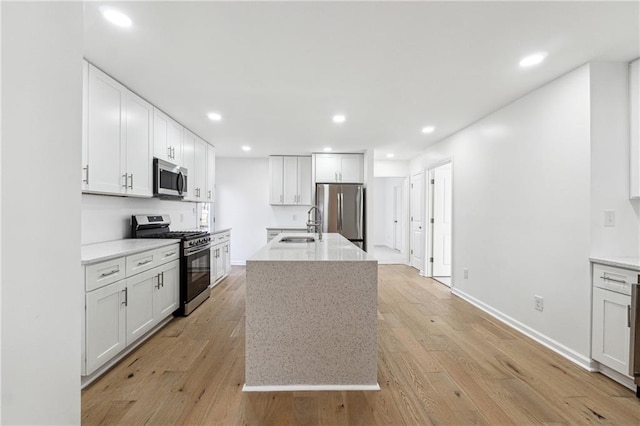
xmin=245 ymin=260 xmax=378 ymax=387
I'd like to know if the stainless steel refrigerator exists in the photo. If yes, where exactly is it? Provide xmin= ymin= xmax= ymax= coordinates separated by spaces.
xmin=316 ymin=183 xmax=366 ymax=250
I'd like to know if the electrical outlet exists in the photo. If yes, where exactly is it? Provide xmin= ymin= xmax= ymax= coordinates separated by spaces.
xmin=463 ymin=268 xmax=469 ymax=279
xmin=535 ymin=295 xmax=544 ymax=312
xmin=604 ymin=210 xmax=616 ymax=227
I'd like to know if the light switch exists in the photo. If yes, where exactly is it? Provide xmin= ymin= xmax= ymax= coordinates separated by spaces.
xmin=604 ymin=210 xmax=615 ymax=228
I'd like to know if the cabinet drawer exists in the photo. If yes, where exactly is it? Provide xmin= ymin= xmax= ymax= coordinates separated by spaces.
xmin=267 ymin=230 xmax=281 ymax=241
xmin=157 ymin=244 xmax=180 ymax=266
xmin=126 ymin=250 xmax=159 ymax=276
xmin=593 ymin=264 xmax=638 ymax=295
xmin=85 ymin=257 xmax=126 ymax=292
xmin=215 ymin=234 xmax=228 ymax=243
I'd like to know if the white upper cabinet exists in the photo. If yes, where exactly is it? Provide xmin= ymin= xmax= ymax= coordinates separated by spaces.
xmin=314 ymin=153 xmax=363 ymax=183
xmin=182 ymin=129 xmax=211 ymax=202
xmin=206 ymin=144 xmax=216 ymax=202
xmin=83 ymin=62 xmax=153 ymax=197
xmin=153 ymin=108 xmax=183 ymax=165
xmin=631 ymin=59 xmax=640 ymax=198
xmin=270 ymin=156 xmax=312 ymax=205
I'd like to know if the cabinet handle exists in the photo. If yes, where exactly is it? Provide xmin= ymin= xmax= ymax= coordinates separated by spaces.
xmin=600 ymin=275 xmax=627 ymax=284
xmin=121 ymin=288 xmax=128 ymax=307
xmin=160 ymin=271 xmax=165 ymax=288
xmin=164 ymin=251 xmax=176 ymax=258
xmin=167 ymin=146 xmax=172 ymax=159
xmin=171 ymin=146 xmax=174 ymax=159
xmin=155 ymin=274 xmax=161 ymax=289
xmin=137 ymin=259 xmax=152 ymax=266
xmin=208 ymin=190 xmax=212 ymax=199
xmin=122 ymin=173 xmax=128 ymax=188
xmin=129 ymin=173 xmax=134 ymax=189
xmin=82 ymin=165 xmax=89 ymax=184
xmin=100 ymin=269 xmax=119 ymax=278
xmin=629 ymin=305 xmax=632 ymax=328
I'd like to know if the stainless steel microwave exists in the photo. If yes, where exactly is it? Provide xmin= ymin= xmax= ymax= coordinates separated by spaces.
xmin=154 ymin=158 xmax=187 ymax=198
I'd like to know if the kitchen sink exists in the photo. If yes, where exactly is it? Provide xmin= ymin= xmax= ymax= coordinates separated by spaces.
xmin=279 ymin=236 xmax=316 ymax=243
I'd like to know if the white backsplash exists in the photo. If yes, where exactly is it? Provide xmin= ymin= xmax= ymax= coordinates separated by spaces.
xmin=81 ymin=193 xmax=199 ymax=245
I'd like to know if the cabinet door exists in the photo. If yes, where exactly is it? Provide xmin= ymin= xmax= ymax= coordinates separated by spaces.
xmin=592 ymin=287 xmax=631 ymax=376
xmin=168 ymin=119 xmax=183 ymax=165
xmin=123 ymin=91 xmax=153 ymax=197
xmin=210 ymin=246 xmax=218 ymax=286
xmin=86 ymin=65 xmax=125 ymax=194
xmin=297 ymin=156 xmax=312 ymax=205
xmin=82 ymin=60 xmax=89 ymax=190
xmin=215 ymin=246 xmax=224 ymax=281
xmin=154 ymin=260 xmax=180 ymax=319
xmin=153 ymin=108 xmax=171 ymax=162
xmin=283 ymin=156 xmax=298 ymax=204
xmin=182 ymin=129 xmax=196 ymax=201
xmin=85 ymin=280 xmax=126 ymax=375
xmin=126 ymin=269 xmax=157 ymax=344
xmin=339 ymin=154 xmax=363 ymax=183
xmin=206 ymin=144 xmax=216 ymax=202
xmin=315 ymin=154 xmax=339 ymax=183
xmin=269 ymin=156 xmax=284 ymax=205
xmin=194 ymin=137 xmax=208 ymax=200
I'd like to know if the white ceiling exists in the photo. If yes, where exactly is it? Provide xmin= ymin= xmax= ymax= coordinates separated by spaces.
xmin=83 ymin=1 xmax=639 ymax=160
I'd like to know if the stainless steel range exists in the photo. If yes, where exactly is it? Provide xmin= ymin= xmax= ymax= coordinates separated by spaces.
xmin=131 ymin=214 xmax=211 ymax=315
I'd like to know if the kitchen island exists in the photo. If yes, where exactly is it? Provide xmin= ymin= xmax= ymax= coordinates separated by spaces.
xmin=244 ymin=233 xmax=379 ymax=391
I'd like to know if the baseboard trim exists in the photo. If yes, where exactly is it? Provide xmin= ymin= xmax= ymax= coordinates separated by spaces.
xmin=596 ymin=362 xmax=636 ymax=390
xmin=242 ymin=383 xmax=380 ymax=392
xmin=451 ymin=288 xmax=593 ymax=371
xmin=231 ymin=261 xmax=246 ymax=266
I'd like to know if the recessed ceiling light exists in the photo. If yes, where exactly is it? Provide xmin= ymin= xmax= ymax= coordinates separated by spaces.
xmin=421 ymin=126 xmax=435 ymax=134
xmin=323 ymin=147 xmax=332 ymax=152
xmin=332 ymin=114 xmax=346 ymax=124
xmin=241 ymin=146 xmax=251 ymax=152
xmin=100 ymin=6 xmax=132 ymax=28
xmin=519 ymin=52 xmax=547 ymax=68
xmin=386 ymin=153 xmax=395 ymax=158
xmin=207 ymin=112 xmax=222 ymax=121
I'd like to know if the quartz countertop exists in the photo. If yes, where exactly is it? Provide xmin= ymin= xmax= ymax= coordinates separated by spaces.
xmin=266 ymin=226 xmax=308 ymax=230
xmin=590 ymin=257 xmax=640 ymax=272
xmin=210 ymin=227 xmax=232 ymax=235
xmin=82 ymin=239 xmax=181 ymax=265
xmin=249 ymin=233 xmax=376 ymax=262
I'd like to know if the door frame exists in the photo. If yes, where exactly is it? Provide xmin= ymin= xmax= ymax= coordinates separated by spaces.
xmin=393 ymin=184 xmax=402 ymax=250
xmin=425 ymin=160 xmax=454 ymax=286
xmin=410 ymin=171 xmax=425 ymax=273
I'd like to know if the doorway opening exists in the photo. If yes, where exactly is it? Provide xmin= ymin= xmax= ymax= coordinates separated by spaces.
xmin=410 ymin=172 xmax=425 ymax=272
xmin=427 ymin=162 xmax=452 ymax=287
xmin=372 ymin=177 xmax=408 ymax=264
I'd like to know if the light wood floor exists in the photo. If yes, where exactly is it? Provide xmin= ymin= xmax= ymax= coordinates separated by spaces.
xmin=82 ymin=265 xmax=640 ymax=425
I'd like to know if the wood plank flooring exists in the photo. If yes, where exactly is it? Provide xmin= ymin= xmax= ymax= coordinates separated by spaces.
xmin=82 ymin=265 xmax=640 ymax=425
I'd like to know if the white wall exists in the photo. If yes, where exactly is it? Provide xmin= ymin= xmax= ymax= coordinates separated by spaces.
xmin=590 ymin=63 xmax=640 ymax=257
xmin=81 ymin=194 xmax=199 ymax=244
xmin=374 ymin=160 xmax=409 ymax=177
xmin=1 ymin=2 xmax=83 ymax=423
xmin=411 ymin=65 xmax=596 ymax=364
xmin=216 ymin=158 xmax=311 ymax=263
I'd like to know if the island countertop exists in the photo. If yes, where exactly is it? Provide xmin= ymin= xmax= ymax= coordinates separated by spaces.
xmin=248 ymin=232 xmax=376 ymax=262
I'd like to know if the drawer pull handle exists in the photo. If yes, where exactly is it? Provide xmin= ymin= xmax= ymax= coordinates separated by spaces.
xmin=100 ymin=269 xmax=119 ymax=278
xmin=164 ymin=251 xmax=176 ymax=257
xmin=137 ymin=259 xmax=152 ymax=266
xmin=600 ymin=275 xmax=627 ymax=284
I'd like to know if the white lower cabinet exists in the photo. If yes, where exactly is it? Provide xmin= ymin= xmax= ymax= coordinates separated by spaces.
xmin=592 ymin=286 xmax=631 ymax=376
xmin=85 ymin=280 xmax=126 ymax=375
xmin=83 ymin=244 xmax=180 ymax=377
xmin=210 ymin=230 xmax=231 ymax=286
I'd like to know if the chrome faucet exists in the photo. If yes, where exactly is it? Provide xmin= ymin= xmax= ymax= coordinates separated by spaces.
xmin=307 ymin=206 xmax=323 ymax=241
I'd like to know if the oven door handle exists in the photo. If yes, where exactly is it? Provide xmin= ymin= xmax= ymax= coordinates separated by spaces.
xmin=184 ymin=243 xmax=212 ymax=257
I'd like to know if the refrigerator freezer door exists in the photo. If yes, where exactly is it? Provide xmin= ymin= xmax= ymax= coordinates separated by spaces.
xmin=317 ymin=184 xmax=340 ymax=233
xmin=339 ymin=184 xmax=364 ymax=240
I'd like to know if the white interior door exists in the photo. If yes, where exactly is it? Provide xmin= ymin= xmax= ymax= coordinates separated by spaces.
xmin=432 ymin=163 xmax=452 ymax=277
xmin=393 ymin=185 xmax=402 ymax=250
xmin=410 ymin=173 xmax=424 ymax=271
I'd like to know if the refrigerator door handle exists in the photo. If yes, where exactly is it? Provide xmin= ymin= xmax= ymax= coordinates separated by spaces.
xmin=357 ymin=186 xmax=363 ymax=239
xmin=337 ymin=192 xmax=343 ymax=232
xmin=630 ymin=282 xmax=640 ymax=379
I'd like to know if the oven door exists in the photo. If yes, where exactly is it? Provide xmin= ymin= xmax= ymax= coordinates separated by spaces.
xmin=184 ymin=243 xmax=211 ymax=303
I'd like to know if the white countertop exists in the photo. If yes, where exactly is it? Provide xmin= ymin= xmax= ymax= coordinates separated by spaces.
xmin=248 ymin=233 xmax=376 ymax=262
xmin=82 ymin=239 xmax=181 ymax=265
xmin=590 ymin=256 xmax=640 ymax=272
xmin=210 ymin=227 xmax=232 ymax=235
xmin=266 ymin=226 xmax=308 ymax=230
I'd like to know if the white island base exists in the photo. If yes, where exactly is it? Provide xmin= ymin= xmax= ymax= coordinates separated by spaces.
xmin=244 ymin=233 xmax=379 ymax=391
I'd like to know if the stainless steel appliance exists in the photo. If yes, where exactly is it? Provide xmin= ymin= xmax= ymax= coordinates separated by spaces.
xmin=154 ymin=158 xmax=187 ymax=199
xmin=131 ymin=214 xmax=211 ymax=315
xmin=316 ymin=183 xmax=365 ymax=250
